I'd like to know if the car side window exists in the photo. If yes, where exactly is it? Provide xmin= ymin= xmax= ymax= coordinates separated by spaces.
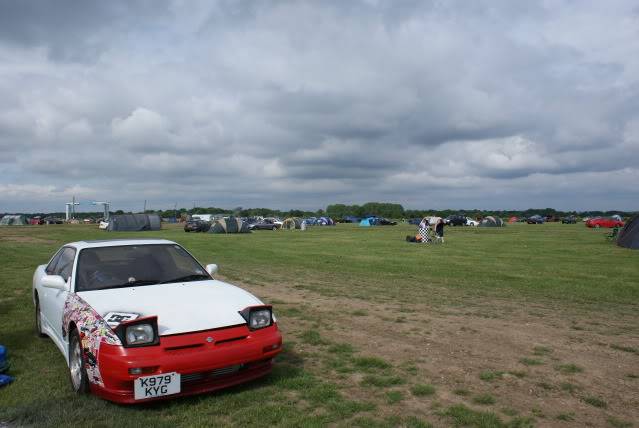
xmin=45 ymin=249 xmax=64 ymax=275
xmin=55 ymin=247 xmax=77 ymax=281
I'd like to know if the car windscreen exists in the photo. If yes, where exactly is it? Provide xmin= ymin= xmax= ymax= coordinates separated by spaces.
xmin=75 ymin=244 xmax=210 ymax=292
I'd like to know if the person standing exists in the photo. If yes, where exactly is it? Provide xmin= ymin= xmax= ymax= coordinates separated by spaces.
xmin=435 ymin=218 xmax=445 ymax=243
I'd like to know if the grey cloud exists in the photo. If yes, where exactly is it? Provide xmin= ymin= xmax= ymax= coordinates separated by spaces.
xmin=1 ymin=1 xmax=638 ymax=212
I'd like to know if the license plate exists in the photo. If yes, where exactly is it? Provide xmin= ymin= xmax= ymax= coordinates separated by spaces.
xmin=134 ymin=372 xmax=180 ymax=400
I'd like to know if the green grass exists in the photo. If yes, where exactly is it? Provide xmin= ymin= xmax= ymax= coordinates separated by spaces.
xmin=352 ymin=356 xmax=392 ymax=371
xmin=473 ymin=394 xmax=497 ymax=405
xmin=554 ymin=363 xmax=584 ymax=374
xmin=556 ymin=412 xmax=575 ymax=421
xmin=610 ymin=344 xmax=638 ymax=354
xmin=532 ymin=346 xmax=552 ymax=356
xmin=583 ymin=395 xmax=607 ymax=408
xmin=519 ymin=358 xmax=544 ymax=366
xmin=479 ymin=370 xmax=504 ymax=381
xmin=360 ymin=375 xmax=406 ymax=388
xmin=410 ymin=384 xmax=436 ymax=397
xmin=385 ymin=390 xmax=404 ymax=404
xmin=607 ymin=416 xmax=633 ymax=428
xmin=1 ymin=222 xmax=638 ymax=426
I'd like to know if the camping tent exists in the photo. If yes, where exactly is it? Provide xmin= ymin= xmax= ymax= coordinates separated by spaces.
xmin=209 ymin=216 xmax=251 ymax=234
xmin=617 ymin=214 xmax=639 ymax=249
xmin=106 ymin=214 xmax=161 ymax=231
xmin=0 ymin=215 xmax=28 ymax=226
xmin=479 ymin=216 xmax=505 ymax=227
xmin=359 ymin=217 xmax=374 ymax=227
xmin=317 ymin=217 xmax=334 ymax=226
xmin=508 ymin=216 xmax=518 ymax=224
xmin=282 ymin=217 xmax=302 ymax=230
xmin=422 ymin=216 xmax=442 ymax=226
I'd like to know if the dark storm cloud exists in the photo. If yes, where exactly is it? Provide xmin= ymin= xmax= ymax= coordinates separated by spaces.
xmin=1 ymin=0 xmax=638 ymax=212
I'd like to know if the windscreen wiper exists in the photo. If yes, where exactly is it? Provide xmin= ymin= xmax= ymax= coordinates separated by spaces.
xmin=101 ymin=279 xmax=160 ymax=289
xmin=159 ymin=274 xmax=210 ymax=284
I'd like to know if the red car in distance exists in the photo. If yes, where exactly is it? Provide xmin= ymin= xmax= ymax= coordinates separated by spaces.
xmin=585 ymin=217 xmax=624 ymax=228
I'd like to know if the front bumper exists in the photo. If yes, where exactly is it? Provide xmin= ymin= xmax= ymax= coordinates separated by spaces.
xmin=92 ymin=323 xmax=282 ymax=403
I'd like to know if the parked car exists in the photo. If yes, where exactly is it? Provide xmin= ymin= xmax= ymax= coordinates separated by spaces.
xmin=249 ymin=219 xmax=281 ymax=230
xmin=446 ymin=215 xmax=467 ymax=226
xmin=527 ymin=215 xmax=545 ymax=224
xmin=184 ymin=220 xmax=210 ymax=232
xmin=466 ymin=218 xmax=479 ymax=226
xmin=377 ymin=218 xmax=397 ymax=226
xmin=561 ymin=216 xmax=577 ymax=224
xmin=43 ymin=217 xmax=64 ymax=225
xmin=585 ymin=217 xmax=624 ymax=228
xmin=32 ymin=239 xmax=282 ymax=403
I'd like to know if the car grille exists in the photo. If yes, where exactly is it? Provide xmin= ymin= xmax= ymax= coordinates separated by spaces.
xmin=181 ymin=364 xmax=244 ymax=384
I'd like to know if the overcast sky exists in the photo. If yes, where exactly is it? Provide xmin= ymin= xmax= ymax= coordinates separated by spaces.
xmin=1 ymin=1 xmax=638 ymax=213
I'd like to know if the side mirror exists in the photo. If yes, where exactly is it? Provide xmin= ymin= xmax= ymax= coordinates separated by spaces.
xmin=205 ymin=264 xmax=218 ymax=275
xmin=42 ymin=275 xmax=68 ymax=291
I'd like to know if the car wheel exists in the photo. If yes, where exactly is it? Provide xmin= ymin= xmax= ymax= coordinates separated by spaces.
xmin=35 ymin=297 xmax=47 ymax=338
xmin=272 ymin=226 xmax=277 ymax=231
xmin=68 ymin=329 xmax=90 ymax=394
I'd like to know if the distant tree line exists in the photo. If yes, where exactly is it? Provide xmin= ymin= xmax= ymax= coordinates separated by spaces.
xmin=3 ymin=205 xmax=636 ymax=220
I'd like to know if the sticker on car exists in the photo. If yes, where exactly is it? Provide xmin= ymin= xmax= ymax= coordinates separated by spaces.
xmin=103 ymin=312 xmax=139 ymax=328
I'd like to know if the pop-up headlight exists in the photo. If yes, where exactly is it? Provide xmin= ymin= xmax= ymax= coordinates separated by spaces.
xmin=114 ymin=316 xmax=160 ymax=348
xmin=239 ymin=306 xmax=273 ymax=331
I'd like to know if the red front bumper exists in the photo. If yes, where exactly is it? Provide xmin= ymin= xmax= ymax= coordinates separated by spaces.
xmin=92 ymin=323 xmax=282 ymax=403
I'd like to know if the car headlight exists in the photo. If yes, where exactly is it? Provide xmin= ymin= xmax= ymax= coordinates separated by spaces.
xmin=126 ymin=324 xmax=154 ymax=345
xmin=249 ymin=309 xmax=271 ymax=330
xmin=239 ymin=306 xmax=273 ymax=331
xmin=113 ymin=316 xmax=160 ymax=348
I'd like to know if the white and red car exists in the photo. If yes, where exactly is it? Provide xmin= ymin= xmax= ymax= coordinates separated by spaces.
xmin=32 ymin=239 xmax=282 ymax=403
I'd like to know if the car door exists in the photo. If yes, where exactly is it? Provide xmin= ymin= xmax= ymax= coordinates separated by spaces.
xmin=41 ymin=246 xmax=76 ymax=341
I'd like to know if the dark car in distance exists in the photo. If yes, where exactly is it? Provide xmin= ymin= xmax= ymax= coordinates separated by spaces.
xmin=249 ymin=219 xmax=281 ymax=230
xmin=446 ymin=215 xmax=467 ymax=226
xmin=527 ymin=215 xmax=545 ymax=224
xmin=184 ymin=220 xmax=210 ymax=232
xmin=561 ymin=216 xmax=577 ymax=224
xmin=377 ymin=218 xmax=397 ymax=226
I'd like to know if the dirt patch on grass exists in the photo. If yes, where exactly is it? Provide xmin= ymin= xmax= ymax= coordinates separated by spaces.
xmin=232 ymin=276 xmax=639 ymax=427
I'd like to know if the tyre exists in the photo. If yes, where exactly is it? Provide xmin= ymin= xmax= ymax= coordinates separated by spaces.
xmin=68 ymin=328 xmax=90 ymax=394
xmin=35 ymin=297 xmax=47 ymax=338
xmin=272 ymin=226 xmax=277 ymax=231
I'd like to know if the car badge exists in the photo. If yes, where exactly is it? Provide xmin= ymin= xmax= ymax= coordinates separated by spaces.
xmin=206 ymin=337 xmax=214 ymax=343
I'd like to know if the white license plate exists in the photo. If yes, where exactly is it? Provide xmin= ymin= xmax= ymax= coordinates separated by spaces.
xmin=134 ymin=372 xmax=180 ymax=400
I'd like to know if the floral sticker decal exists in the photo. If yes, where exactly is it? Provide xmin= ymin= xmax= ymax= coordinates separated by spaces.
xmin=62 ymin=294 xmax=121 ymax=386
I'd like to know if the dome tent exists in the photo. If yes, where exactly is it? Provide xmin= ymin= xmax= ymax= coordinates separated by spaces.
xmin=282 ymin=217 xmax=302 ymax=230
xmin=0 ymin=215 xmax=28 ymax=226
xmin=359 ymin=217 xmax=374 ymax=227
xmin=317 ymin=217 xmax=334 ymax=226
xmin=479 ymin=216 xmax=505 ymax=227
xmin=209 ymin=216 xmax=251 ymax=234
xmin=617 ymin=214 xmax=639 ymax=249
xmin=106 ymin=214 xmax=161 ymax=231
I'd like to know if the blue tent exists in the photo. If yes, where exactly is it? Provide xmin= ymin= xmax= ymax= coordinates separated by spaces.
xmin=359 ymin=218 xmax=373 ymax=227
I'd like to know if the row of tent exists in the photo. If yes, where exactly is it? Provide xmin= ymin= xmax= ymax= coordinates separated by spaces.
xmin=0 ymin=215 xmax=28 ymax=226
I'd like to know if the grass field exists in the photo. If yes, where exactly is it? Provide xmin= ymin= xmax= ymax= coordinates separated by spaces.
xmin=0 ymin=222 xmax=637 ymax=427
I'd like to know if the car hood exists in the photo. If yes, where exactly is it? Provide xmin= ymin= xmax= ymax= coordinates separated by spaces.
xmin=77 ymin=280 xmax=262 ymax=335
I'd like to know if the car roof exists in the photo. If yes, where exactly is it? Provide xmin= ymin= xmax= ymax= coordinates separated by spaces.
xmin=65 ymin=238 xmax=176 ymax=250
